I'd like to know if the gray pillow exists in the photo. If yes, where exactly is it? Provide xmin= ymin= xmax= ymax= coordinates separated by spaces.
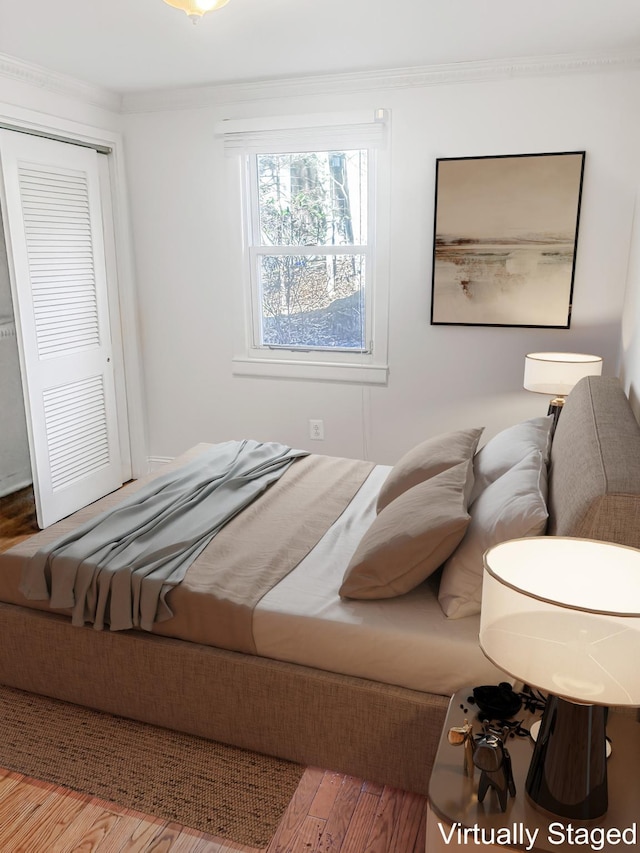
xmin=377 ymin=427 xmax=483 ymax=513
xmin=341 ymin=460 xmax=474 ymax=600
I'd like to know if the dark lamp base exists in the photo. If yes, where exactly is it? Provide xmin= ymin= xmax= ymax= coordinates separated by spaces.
xmin=525 ymin=695 xmax=608 ymax=820
xmin=548 ymin=400 xmax=565 ymax=434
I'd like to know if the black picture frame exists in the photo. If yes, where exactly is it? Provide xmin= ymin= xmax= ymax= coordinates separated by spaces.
xmin=430 ymin=151 xmax=585 ymax=328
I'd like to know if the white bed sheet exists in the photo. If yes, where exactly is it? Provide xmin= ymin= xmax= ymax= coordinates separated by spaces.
xmin=254 ymin=465 xmax=504 ymax=695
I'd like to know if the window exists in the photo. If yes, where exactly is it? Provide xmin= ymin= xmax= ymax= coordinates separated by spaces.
xmin=219 ymin=111 xmax=390 ymax=384
xmin=251 ymin=149 xmax=368 ymax=352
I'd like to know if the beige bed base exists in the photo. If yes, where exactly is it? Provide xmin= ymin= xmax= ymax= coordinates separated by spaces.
xmin=0 ymin=376 xmax=638 ymax=796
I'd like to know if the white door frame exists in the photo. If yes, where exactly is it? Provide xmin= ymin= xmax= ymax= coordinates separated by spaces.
xmin=0 ymin=100 xmax=148 ymax=483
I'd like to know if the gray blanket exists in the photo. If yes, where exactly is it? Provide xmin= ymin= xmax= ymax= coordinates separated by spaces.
xmin=20 ymin=440 xmax=308 ymax=632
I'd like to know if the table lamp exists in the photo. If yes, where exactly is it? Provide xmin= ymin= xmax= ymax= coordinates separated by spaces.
xmin=523 ymin=352 xmax=602 ymax=427
xmin=480 ymin=537 xmax=640 ymax=820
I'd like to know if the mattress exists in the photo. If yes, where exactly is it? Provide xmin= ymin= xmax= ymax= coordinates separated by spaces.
xmin=255 ymin=464 xmax=504 ymax=694
xmin=0 ymin=449 xmax=503 ymax=697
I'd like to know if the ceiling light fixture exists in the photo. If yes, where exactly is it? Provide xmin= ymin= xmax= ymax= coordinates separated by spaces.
xmin=163 ymin=0 xmax=231 ymax=24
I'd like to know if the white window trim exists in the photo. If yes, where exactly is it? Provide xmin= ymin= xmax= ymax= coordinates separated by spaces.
xmin=219 ymin=110 xmax=390 ymax=385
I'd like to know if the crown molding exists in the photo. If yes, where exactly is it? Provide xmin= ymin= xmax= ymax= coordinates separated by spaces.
xmin=0 ymin=53 xmax=122 ymax=114
xmin=121 ymin=49 xmax=640 ymax=114
xmin=1 ymin=48 xmax=638 ymax=117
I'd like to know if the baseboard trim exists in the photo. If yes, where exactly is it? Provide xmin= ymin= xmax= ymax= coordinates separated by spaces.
xmin=0 ymin=475 xmax=33 ymax=500
xmin=147 ymin=456 xmax=174 ymax=472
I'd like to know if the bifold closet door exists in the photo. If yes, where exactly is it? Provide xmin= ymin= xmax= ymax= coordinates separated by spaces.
xmin=0 ymin=130 xmax=122 ymax=528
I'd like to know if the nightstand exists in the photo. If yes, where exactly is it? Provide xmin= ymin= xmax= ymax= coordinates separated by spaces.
xmin=426 ymin=689 xmax=640 ymax=852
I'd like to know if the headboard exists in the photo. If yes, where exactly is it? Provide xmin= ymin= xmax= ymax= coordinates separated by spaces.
xmin=548 ymin=376 xmax=640 ymax=548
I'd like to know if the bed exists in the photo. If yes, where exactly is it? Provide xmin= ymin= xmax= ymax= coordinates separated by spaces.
xmin=0 ymin=375 xmax=639 ymax=796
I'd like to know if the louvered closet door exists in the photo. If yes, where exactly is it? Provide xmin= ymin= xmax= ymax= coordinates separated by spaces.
xmin=0 ymin=131 xmax=122 ymax=528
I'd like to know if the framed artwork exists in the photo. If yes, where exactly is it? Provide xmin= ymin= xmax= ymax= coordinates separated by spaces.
xmin=430 ymin=151 xmax=585 ymax=327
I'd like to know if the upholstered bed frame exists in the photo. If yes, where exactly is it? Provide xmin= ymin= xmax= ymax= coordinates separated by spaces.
xmin=0 ymin=376 xmax=639 ymax=796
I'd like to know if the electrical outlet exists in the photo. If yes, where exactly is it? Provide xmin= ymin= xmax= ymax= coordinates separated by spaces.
xmin=309 ymin=419 xmax=324 ymax=440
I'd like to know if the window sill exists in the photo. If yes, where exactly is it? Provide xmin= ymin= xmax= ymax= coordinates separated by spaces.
xmin=232 ymin=356 xmax=388 ymax=385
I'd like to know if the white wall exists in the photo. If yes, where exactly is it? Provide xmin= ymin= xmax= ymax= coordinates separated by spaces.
xmin=123 ymin=67 xmax=640 ymax=464
xmin=619 ymin=187 xmax=640 ymax=421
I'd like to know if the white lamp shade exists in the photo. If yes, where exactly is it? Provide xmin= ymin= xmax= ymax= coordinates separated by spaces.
xmin=524 ymin=352 xmax=602 ymax=396
xmin=480 ymin=537 xmax=640 ymax=706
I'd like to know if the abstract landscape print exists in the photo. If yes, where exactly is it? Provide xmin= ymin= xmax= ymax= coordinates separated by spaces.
xmin=431 ymin=152 xmax=585 ymax=327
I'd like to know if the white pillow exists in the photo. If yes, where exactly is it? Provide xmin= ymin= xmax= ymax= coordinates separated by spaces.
xmin=438 ymin=450 xmax=549 ymax=619
xmin=469 ymin=415 xmax=553 ymax=504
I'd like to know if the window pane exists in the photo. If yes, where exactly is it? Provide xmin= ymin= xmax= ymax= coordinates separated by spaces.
xmin=258 ymin=254 xmax=366 ymax=350
xmin=256 ymin=151 xmax=367 ymax=247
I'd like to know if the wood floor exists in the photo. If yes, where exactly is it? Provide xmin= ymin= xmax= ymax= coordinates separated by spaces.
xmin=0 ymin=487 xmax=428 ymax=852
xmin=0 ymin=766 xmax=427 ymax=852
xmin=0 ymin=485 xmax=39 ymax=552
